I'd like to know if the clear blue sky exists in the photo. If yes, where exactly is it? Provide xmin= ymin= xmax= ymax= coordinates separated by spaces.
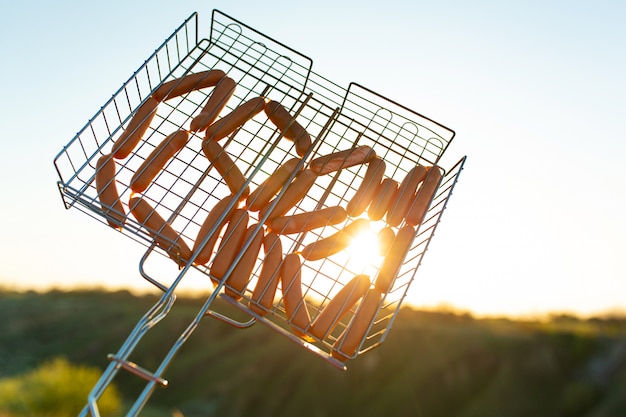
xmin=1 ymin=0 xmax=624 ymax=317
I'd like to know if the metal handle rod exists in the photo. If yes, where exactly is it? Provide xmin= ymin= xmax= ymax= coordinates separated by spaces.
xmin=125 ymin=282 xmax=227 ymax=416
xmin=78 ymin=293 xmax=176 ymax=416
xmin=107 ymin=354 xmax=168 ymax=387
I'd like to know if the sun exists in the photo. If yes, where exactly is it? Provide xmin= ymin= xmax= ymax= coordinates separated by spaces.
xmin=345 ymin=224 xmax=382 ymax=276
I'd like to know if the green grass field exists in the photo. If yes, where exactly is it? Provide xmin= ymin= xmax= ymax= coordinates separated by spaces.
xmin=2 ymin=289 xmax=625 ymax=417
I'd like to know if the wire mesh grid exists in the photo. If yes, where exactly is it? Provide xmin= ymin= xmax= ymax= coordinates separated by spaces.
xmin=54 ymin=9 xmax=465 ymax=407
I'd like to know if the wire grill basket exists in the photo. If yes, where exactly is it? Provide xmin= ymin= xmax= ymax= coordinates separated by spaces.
xmin=54 ymin=9 xmax=465 ymax=416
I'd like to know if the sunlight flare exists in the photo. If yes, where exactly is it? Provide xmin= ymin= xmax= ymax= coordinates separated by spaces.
xmin=345 ymin=225 xmax=381 ymax=275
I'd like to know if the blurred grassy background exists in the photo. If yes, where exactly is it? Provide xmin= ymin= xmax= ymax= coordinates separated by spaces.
xmin=1 ymin=289 xmax=625 ymax=417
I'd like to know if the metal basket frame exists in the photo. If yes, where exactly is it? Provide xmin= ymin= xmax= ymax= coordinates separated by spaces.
xmin=54 ymin=10 xmax=466 ymax=416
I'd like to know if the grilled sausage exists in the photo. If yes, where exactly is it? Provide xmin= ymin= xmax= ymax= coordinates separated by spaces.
xmin=128 ymin=195 xmax=191 ymax=267
xmin=224 ymin=223 xmax=265 ymax=300
xmin=376 ymin=226 xmax=396 ymax=257
xmin=95 ymin=154 xmax=126 ymax=229
xmin=249 ymin=232 xmax=283 ymax=316
xmin=204 ymin=96 xmax=266 ymax=142
xmin=346 ymin=157 xmax=386 ymax=217
xmin=269 ymin=205 xmax=347 ymax=235
xmin=189 ymin=76 xmax=237 ymax=132
xmin=309 ymin=274 xmax=371 ymax=340
xmin=209 ymin=209 xmax=249 ymax=284
xmin=224 ymin=222 xmax=265 ymax=300
xmin=246 ymin=157 xmax=302 ymax=212
xmin=367 ymin=177 xmax=399 ymax=221
xmin=374 ymin=224 xmax=415 ymax=293
xmin=281 ymin=252 xmax=311 ymax=338
xmin=310 ymin=145 xmax=376 ymax=176
xmin=406 ymin=165 xmax=443 ymax=227
xmin=152 ymin=69 xmax=227 ymax=102
xmin=386 ymin=165 xmax=427 ymax=227
xmin=258 ymin=169 xmax=316 ymax=223
xmin=192 ymin=194 xmax=239 ymax=266
xmin=331 ymin=287 xmax=383 ymax=361
xmin=130 ymin=129 xmax=190 ymax=193
xmin=264 ymin=100 xmax=312 ymax=157
xmin=112 ymin=97 xmax=159 ymax=160
xmin=202 ymin=139 xmax=250 ymax=199
xmin=300 ymin=218 xmax=370 ymax=261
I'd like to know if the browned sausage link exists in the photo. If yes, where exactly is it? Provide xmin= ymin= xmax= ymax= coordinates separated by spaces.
xmin=152 ymin=69 xmax=227 ymax=102
xmin=259 ymin=169 xmax=317 ymax=223
xmin=224 ymin=222 xmax=265 ymax=300
xmin=95 ymin=154 xmax=126 ymax=229
xmin=331 ymin=288 xmax=383 ymax=361
xmin=249 ymin=232 xmax=283 ymax=316
xmin=204 ymin=96 xmax=267 ymax=142
xmin=309 ymin=145 xmax=376 ymax=176
xmin=308 ymin=274 xmax=371 ymax=340
xmin=300 ymin=218 xmax=370 ymax=261
xmin=269 ymin=205 xmax=347 ymax=235
xmin=189 ymin=76 xmax=237 ymax=132
xmin=346 ymin=157 xmax=386 ymax=217
xmin=246 ymin=157 xmax=302 ymax=212
xmin=386 ymin=165 xmax=427 ymax=227
xmin=374 ymin=224 xmax=415 ymax=293
xmin=281 ymin=252 xmax=311 ymax=339
xmin=264 ymin=100 xmax=312 ymax=157
xmin=405 ymin=165 xmax=443 ymax=227
xmin=209 ymin=209 xmax=249 ymax=285
xmin=130 ymin=129 xmax=190 ymax=193
xmin=202 ymin=139 xmax=250 ymax=199
xmin=112 ymin=97 xmax=159 ymax=160
xmin=128 ymin=195 xmax=192 ymax=267
xmin=192 ymin=194 xmax=239 ymax=266
xmin=376 ymin=226 xmax=396 ymax=257
xmin=367 ymin=178 xmax=399 ymax=222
